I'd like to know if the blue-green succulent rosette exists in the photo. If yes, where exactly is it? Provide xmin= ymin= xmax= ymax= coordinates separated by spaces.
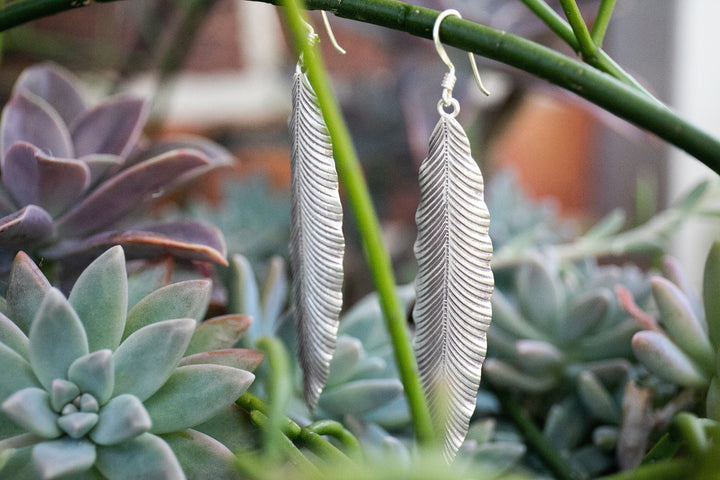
xmin=0 ymin=246 xmax=257 ymax=479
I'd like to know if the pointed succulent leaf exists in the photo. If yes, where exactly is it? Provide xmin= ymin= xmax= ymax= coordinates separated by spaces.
xmin=483 ymin=358 xmax=557 ymax=393
xmin=652 ymin=277 xmax=714 ymax=373
xmin=71 ymin=96 xmax=147 ymax=158
xmin=96 ymin=433 xmax=184 ymax=480
xmin=57 ymin=412 xmax=98 ymax=439
xmin=81 ymin=154 xmax=124 ymax=187
xmin=632 ymin=331 xmax=709 ymax=387
xmin=577 ymin=371 xmax=621 ymax=424
xmin=0 ymin=205 xmax=54 ymax=251
xmin=0 ymin=89 xmax=73 ymax=163
xmin=326 ymin=336 xmax=363 ymax=387
xmin=2 ymin=388 xmax=60 ymax=438
xmin=124 ymin=280 xmax=210 ymax=338
xmin=663 ymin=255 xmax=705 ymax=326
xmin=3 ymin=142 xmax=89 ymax=216
xmin=129 ymin=134 xmax=233 ymax=169
xmin=6 ymin=251 xmax=51 ymax=334
xmin=318 ymin=379 xmax=403 ymax=416
xmin=515 ymin=340 xmax=564 ymax=373
xmin=68 ymin=350 xmax=114 ymax=405
xmin=184 ymin=314 xmax=252 ymax=355
xmin=29 ymin=289 xmax=88 ymax=390
xmin=178 ymin=349 xmax=263 ymax=371
xmin=126 ymin=258 xmax=172 ymax=310
xmin=69 ymin=246 xmax=127 ymax=352
xmin=49 ymin=379 xmax=80 ymax=412
xmin=0 ymin=312 xmax=29 ymax=359
xmin=90 ymin=394 xmax=152 ymax=446
xmin=56 ymin=150 xmax=210 ymax=236
xmin=32 ymin=439 xmax=96 ymax=480
xmin=576 ymin=319 xmax=638 ymax=362
xmin=261 ymin=256 xmax=288 ymax=330
xmin=706 ymin=378 xmax=720 ymax=421
xmin=471 ymin=442 xmax=526 ymax=480
xmin=161 ymin=429 xmax=236 ymax=480
xmin=517 ymin=259 xmax=563 ymax=330
xmin=559 ymin=290 xmax=611 ymax=343
xmin=80 ymin=394 xmax=99 ymax=413
xmin=592 ymin=425 xmax=619 ymax=450
xmin=228 ymin=255 xmax=262 ymax=340
xmin=0 ymin=342 xmax=40 ymax=403
xmin=703 ymin=242 xmax=720 ymax=351
xmin=113 ymin=318 xmax=196 ymax=401
xmin=490 ymin=289 xmax=546 ymax=341
xmin=544 ymin=399 xmax=586 ymax=450
xmin=192 ymin=404 xmax=256 ymax=452
xmin=144 ymin=364 xmax=254 ymax=434
xmin=13 ymin=62 xmax=87 ymax=126
xmin=362 ymin=396 xmax=411 ymax=429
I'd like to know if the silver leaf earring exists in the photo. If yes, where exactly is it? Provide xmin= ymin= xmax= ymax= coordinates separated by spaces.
xmin=289 ymin=16 xmax=345 ymax=410
xmin=413 ymin=9 xmax=494 ymax=462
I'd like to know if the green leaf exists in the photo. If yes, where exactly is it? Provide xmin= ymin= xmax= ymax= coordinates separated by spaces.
xmin=193 ymin=405 xmax=256 ymax=452
xmin=544 ymin=398 xmax=586 ymax=450
xmin=517 ymin=259 xmax=563 ymax=331
xmin=2 ymin=388 xmax=60 ymax=438
xmin=703 ymin=242 xmax=720 ymax=351
xmin=161 ymin=429 xmax=236 ymax=480
xmin=581 ymin=209 xmax=625 ymax=240
xmin=6 ymin=251 xmax=50 ymax=335
xmin=95 ymin=433 xmax=185 ymax=480
xmin=319 ymin=379 xmax=403 ymax=416
xmin=123 ymin=280 xmax=210 ymax=339
xmin=228 ymin=255 xmax=262 ymax=345
xmin=558 ymin=290 xmax=611 ymax=343
xmin=113 ymin=318 xmax=196 ymax=401
xmin=706 ymin=377 xmax=720 ymax=422
xmin=471 ymin=442 xmax=526 ymax=480
xmin=260 ymin=256 xmax=288 ymax=329
xmin=126 ymin=258 xmax=172 ymax=310
xmin=184 ymin=314 xmax=252 ymax=356
xmin=515 ymin=340 xmax=564 ymax=374
xmin=69 ymin=246 xmax=128 ymax=352
xmin=178 ymin=349 xmax=263 ymax=372
xmin=0 ymin=313 xmax=29 ymax=360
xmin=68 ymin=350 xmax=114 ymax=406
xmin=326 ymin=336 xmax=362 ymax=387
xmin=90 ymin=394 xmax=151 ymax=446
xmin=143 ymin=365 xmax=254 ymax=434
xmin=491 ymin=290 xmax=546 ymax=341
xmin=0 ymin=342 xmax=40 ymax=403
xmin=57 ymin=412 xmax=98 ymax=439
xmin=483 ymin=359 xmax=557 ymax=393
xmin=49 ymin=379 xmax=80 ymax=412
xmin=577 ymin=371 xmax=621 ymax=424
xmin=632 ymin=331 xmax=709 ymax=388
xmin=29 ymin=289 xmax=88 ymax=390
xmin=0 ymin=446 xmax=34 ymax=480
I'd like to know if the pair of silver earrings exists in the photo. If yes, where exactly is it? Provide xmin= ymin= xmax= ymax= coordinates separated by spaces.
xmin=288 ymin=9 xmax=494 ymax=462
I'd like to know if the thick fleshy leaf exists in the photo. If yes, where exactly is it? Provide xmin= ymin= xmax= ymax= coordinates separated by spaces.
xmin=703 ymin=242 xmax=720 ymax=351
xmin=69 ymin=246 xmax=127 ymax=351
xmin=49 ymin=379 xmax=79 ymax=412
xmin=184 ymin=315 xmax=252 ymax=355
xmin=6 ymin=251 xmax=51 ymax=335
xmin=577 ymin=371 xmax=621 ymax=424
xmin=29 ymin=289 xmax=88 ymax=390
xmin=161 ymin=429 xmax=236 ymax=480
xmin=56 ymin=150 xmax=209 ymax=236
xmin=144 ymin=364 xmax=254 ymax=434
xmin=67 ymin=350 xmax=114 ymax=405
xmin=471 ymin=442 xmax=526 ymax=480
xmin=319 ymin=379 xmax=403 ymax=416
xmin=90 ymin=394 xmax=151 ymax=446
xmin=2 ymin=142 xmax=89 ymax=216
xmin=706 ymin=378 xmax=720 ymax=421
xmin=71 ymin=96 xmax=147 ymax=158
xmin=517 ymin=259 xmax=563 ymax=330
xmin=228 ymin=255 xmax=262 ymax=338
xmin=260 ymin=256 xmax=288 ymax=337
xmin=515 ymin=340 xmax=564 ymax=374
xmin=326 ymin=336 xmax=363 ymax=387
xmin=81 ymin=154 xmax=124 ymax=187
xmin=178 ymin=349 xmax=264 ymax=372
xmin=0 ymin=446 xmax=34 ymax=480
xmin=57 ymin=412 xmax=98 ymax=439
xmin=0 ymin=89 xmax=73 ymax=163
xmin=491 ymin=289 xmax=546 ymax=341
xmin=33 ymin=439 xmax=96 ymax=479
xmin=0 ymin=205 xmax=54 ymax=251
xmin=95 ymin=433 xmax=184 ymax=480
xmin=558 ymin=291 xmax=611 ymax=343
xmin=43 ymin=222 xmax=228 ymax=267
xmin=123 ymin=280 xmax=210 ymax=339
xmin=0 ymin=312 xmax=29 ymax=359
xmin=576 ymin=319 xmax=638 ymax=362
xmin=544 ymin=399 xmax=586 ymax=450
xmin=112 ymin=318 xmax=196 ymax=401
xmin=483 ymin=359 xmax=557 ymax=392
xmin=2 ymin=388 xmax=60 ymax=438
xmin=192 ymin=405 xmax=256 ymax=452
xmin=0 ymin=342 xmax=40 ymax=403
xmin=126 ymin=258 xmax=172 ymax=310
xmin=13 ymin=62 xmax=87 ymax=126
xmin=128 ymin=134 xmax=233 ymax=169
xmin=632 ymin=331 xmax=709 ymax=387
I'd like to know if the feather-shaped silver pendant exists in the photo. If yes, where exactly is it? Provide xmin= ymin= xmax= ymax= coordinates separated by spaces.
xmin=289 ymin=63 xmax=345 ymax=410
xmin=413 ymin=113 xmax=494 ymax=462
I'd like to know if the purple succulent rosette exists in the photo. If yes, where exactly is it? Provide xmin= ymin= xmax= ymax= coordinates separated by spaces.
xmin=0 ymin=62 xmax=230 ymax=266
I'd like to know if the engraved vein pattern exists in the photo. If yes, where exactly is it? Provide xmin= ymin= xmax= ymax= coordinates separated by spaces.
xmin=289 ymin=68 xmax=345 ymax=409
xmin=413 ymin=115 xmax=494 ymax=462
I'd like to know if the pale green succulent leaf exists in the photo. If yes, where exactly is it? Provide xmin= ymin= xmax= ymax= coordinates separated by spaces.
xmin=362 ymin=395 xmax=411 ymax=429
xmin=161 ymin=429 xmax=236 ymax=480
xmin=57 ymin=412 xmax=98 ymax=439
xmin=491 ymin=289 xmax=546 ymax=341
xmin=0 ymin=447 xmax=13 ymax=471
xmin=349 ymin=356 xmax=388 ymax=382
xmin=259 ymin=256 xmax=288 ymax=329
xmin=570 ymin=445 xmax=613 ymax=478
xmin=577 ymin=371 xmax=621 ymax=424
xmin=90 ymin=394 xmax=151 ymax=446
xmin=652 ymin=277 xmax=715 ymax=373
xmin=559 ymin=290 xmax=611 ymax=343
xmin=466 ymin=418 xmax=497 ymax=445
xmin=123 ymin=280 xmax=210 ymax=339
xmin=592 ymin=425 xmax=619 ymax=450
xmin=68 ymin=350 xmax=114 ymax=406
xmin=319 ymin=379 xmax=403 ymax=416
xmin=126 ymin=259 xmax=172 ymax=310
xmin=69 ymin=246 xmax=128 ymax=352
xmin=0 ymin=312 xmax=29 ymax=360
xmin=470 ymin=442 xmax=526 ymax=480
xmin=2 ymin=388 xmax=60 ymax=438
xmin=96 ymin=433 xmax=185 ymax=480
xmin=326 ymin=336 xmax=363 ymax=387
xmin=515 ymin=340 xmax=564 ymax=374
xmin=0 ymin=446 xmax=36 ymax=480
xmin=0 ymin=342 xmax=40 ymax=403
xmin=6 ymin=251 xmax=51 ymax=335
xmin=576 ymin=319 xmax=638 ymax=362
xmin=29 ymin=289 xmax=88 ymax=390
xmin=703 ymin=242 xmax=720 ymax=351
xmin=80 ymin=394 xmax=99 ymax=413
xmin=178 ymin=349 xmax=264 ymax=372
xmin=184 ymin=314 xmax=252 ymax=356
xmin=483 ymin=359 xmax=557 ymax=393
xmin=632 ymin=331 xmax=709 ymax=387
xmin=49 ymin=379 xmax=80 ymax=412
xmin=113 ymin=318 xmax=196 ymax=401
xmin=228 ymin=255 xmax=262 ymax=334
xmin=143 ymin=364 xmax=254 ymax=434
xmin=517 ymin=259 xmax=563 ymax=331
xmin=544 ymin=398 xmax=587 ymax=451
xmin=193 ymin=405 xmax=256 ymax=452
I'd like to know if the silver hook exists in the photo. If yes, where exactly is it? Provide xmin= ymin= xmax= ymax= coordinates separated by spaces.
xmin=433 ymin=9 xmax=490 ymax=105
xmin=321 ymin=11 xmax=346 ymax=55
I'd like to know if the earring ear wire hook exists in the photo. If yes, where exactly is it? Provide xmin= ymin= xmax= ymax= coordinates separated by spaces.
xmin=321 ymin=11 xmax=346 ymax=55
xmin=433 ymin=9 xmax=490 ymax=99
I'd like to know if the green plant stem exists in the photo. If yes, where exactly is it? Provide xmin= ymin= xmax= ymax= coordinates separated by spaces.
xmin=496 ymin=391 xmax=584 ymax=480
xmin=305 ymin=420 xmax=363 ymax=459
xmin=0 ymin=0 xmax=121 ymax=30
xmin=557 ymin=0 xmax=596 ymax=58
xmin=591 ymin=0 xmax=617 ymax=47
xmin=594 ymin=459 xmax=692 ymax=480
xmin=256 ymin=336 xmax=293 ymax=463
xmin=280 ymin=0 xmax=436 ymax=446
xmin=671 ymin=413 xmax=709 ymax=457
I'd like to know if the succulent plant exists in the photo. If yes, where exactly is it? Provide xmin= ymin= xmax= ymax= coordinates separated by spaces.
xmin=0 ymin=62 xmax=229 ymax=270
xmin=0 ymin=246 xmax=259 ymax=479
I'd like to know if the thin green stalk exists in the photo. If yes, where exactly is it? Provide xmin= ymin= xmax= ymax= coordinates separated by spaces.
xmin=557 ymin=0 xmax=596 ymax=59
xmin=591 ymin=0 xmax=617 ymax=47
xmin=0 ymin=0 xmax=121 ymax=30
xmin=281 ymin=0 xmax=436 ymax=445
xmin=305 ymin=420 xmax=362 ymax=459
xmin=594 ymin=459 xmax=692 ymax=480
xmin=256 ymin=337 xmax=293 ymax=463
